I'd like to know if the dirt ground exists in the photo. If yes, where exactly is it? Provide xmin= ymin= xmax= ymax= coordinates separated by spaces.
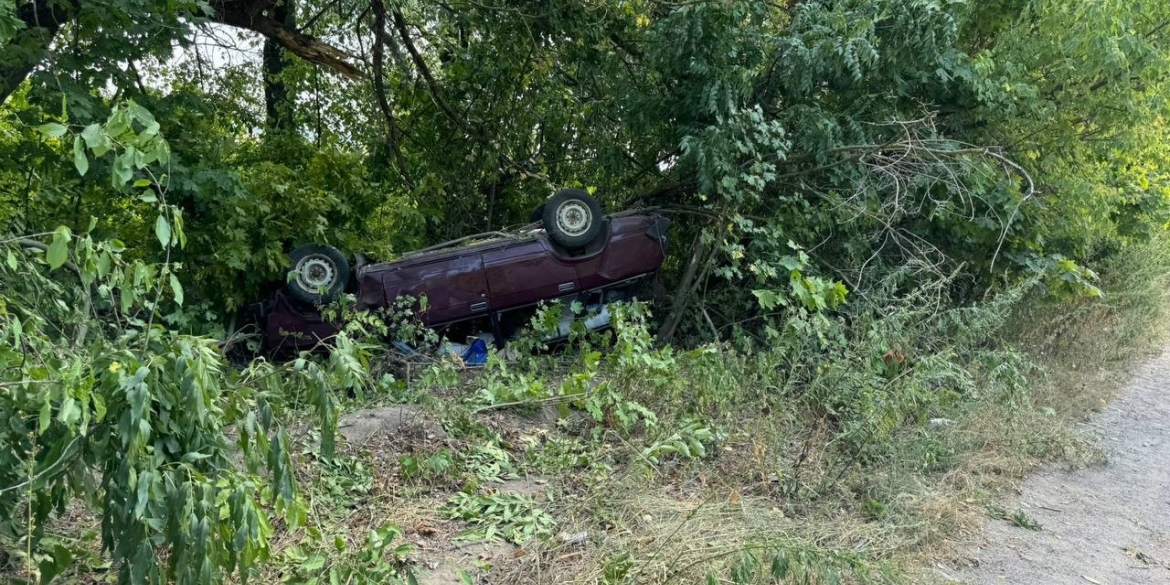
xmin=334 ymin=402 xmax=560 ymax=585
xmin=944 ymin=347 xmax=1170 ymax=585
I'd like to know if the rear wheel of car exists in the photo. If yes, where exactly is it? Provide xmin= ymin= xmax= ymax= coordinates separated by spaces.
xmin=287 ymin=244 xmax=350 ymax=305
xmin=543 ymin=189 xmax=603 ymax=249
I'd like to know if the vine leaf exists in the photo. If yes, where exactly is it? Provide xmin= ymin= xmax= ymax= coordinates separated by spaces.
xmin=46 ymin=227 xmax=69 ymax=270
xmin=38 ymin=123 xmax=67 ymax=138
xmin=170 ymin=273 xmax=184 ymax=305
xmin=155 ymin=215 xmax=171 ymax=248
xmin=73 ymin=135 xmax=89 ymax=176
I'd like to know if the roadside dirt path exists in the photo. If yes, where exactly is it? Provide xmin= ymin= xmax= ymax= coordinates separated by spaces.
xmin=950 ymin=347 xmax=1170 ymax=584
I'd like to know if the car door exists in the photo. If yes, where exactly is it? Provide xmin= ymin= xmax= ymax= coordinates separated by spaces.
xmin=379 ymin=255 xmax=492 ymax=325
xmin=483 ymin=237 xmax=580 ymax=311
xmin=573 ymin=216 xmax=664 ymax=291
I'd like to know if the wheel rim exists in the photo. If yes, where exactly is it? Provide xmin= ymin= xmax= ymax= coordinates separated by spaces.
xmin=555 ymin=200 xmax=593 ymax=237
xmin=295 ymin=254 xmax=337 ymax=293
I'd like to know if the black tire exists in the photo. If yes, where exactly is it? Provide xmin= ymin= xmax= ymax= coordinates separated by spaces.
xmin=542 ymin=189 xmax=603 ymax=249
xmin=287 ymin=244 xmax=350 ymax=305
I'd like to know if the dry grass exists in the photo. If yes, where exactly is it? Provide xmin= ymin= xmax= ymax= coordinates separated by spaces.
xmin=494 ymin=482 xmax=889 ymax=584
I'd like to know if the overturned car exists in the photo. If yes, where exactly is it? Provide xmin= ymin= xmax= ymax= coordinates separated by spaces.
xmin=261 ymin=189 xmax=670 ymax=352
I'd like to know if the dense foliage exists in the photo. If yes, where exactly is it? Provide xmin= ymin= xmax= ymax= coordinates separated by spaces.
xmin=2 ymin=0 xmax=1169 ymax=582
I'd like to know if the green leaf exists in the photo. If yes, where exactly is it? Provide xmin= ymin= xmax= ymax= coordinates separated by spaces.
xmin=173 ymin=211 xmax=186 ymax=249
xmin=47 ymin=227 xmax=70 ymax=270
xmin=301 ymin=556 xmax=327 ymax=571
xmin=73 ymin=135 xmax=89 ymax=176
xmin=129 ymin=102 xmax=157 ymax=127
xmin=134 ymin=470 xmax=150 ymax=519
xmin=5 ymin=250 xmax=16 ymax=270
xmin=106 ymin=107 xmax=130 ymax=137
xmin=169 ymin=273 xmax=184 ymax=305
xmin=751 ymin=289 xmax=785 ymax=310
xmin=39 ymin=400 xmax=51 ymax=434
xmin=96 ymin=252 xmax=111 ymax=278
xmin=91 ymin=137 xmax=111 ymax=157
xmin=93 ymin=393 xmax=107 ymax=422
xmin=180 ymin=452 xmax=210 ymax=463
xmin=38 ymin=544 xmax=74 ymax=585
xmin=58 ymin=396 xmax=80 ymax=425
xmin=38 ymin=122 xmax=67 ymax=138
xmin=153 ymin=141 xmax=170 ymax=165
xmin=112 ymin=154 xmax=133 ymax=187
xmin=155 ymin=215 xmax=172 ymax=248
xmin=80 ymin=123 xmax=102 ymax=148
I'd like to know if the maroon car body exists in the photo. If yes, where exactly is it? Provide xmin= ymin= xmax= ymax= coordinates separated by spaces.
xmin=264 ymin=213 xmax=670 ymax=351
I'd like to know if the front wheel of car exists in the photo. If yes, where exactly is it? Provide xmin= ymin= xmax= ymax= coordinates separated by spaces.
xmin=287 ymin=243 xmax=350 ymax=305
xmin=543 ymin=189 xmax=603 ymax=249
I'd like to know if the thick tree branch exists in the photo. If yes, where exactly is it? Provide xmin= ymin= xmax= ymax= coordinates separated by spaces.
xmin=213 ymin=0 xmax=363 ymax=79
xmin=1 ymin=0 xmax=73 ymax=104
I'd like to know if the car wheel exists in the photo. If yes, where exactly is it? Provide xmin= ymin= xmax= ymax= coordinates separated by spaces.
xmin=287 ymin=244 xmax=350 ymax=305
xmin=543 ymin=189 xmax=603 ymax=249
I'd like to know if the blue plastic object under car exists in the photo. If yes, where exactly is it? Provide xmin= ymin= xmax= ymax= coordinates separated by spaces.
xmin=461 ymin=338 xmax=489 ymax=365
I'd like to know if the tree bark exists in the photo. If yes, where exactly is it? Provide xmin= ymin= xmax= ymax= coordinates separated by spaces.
xmin=369 ymin=0 xmax=413 ymax=188
xmin=263 ymin=0 xmax=296 ymax=131
xmin=369 ymin=0 xmax=398 ymax=137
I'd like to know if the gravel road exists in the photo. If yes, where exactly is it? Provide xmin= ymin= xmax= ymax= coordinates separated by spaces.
xmin=951 ymin=348 xmax=1170 ymax=584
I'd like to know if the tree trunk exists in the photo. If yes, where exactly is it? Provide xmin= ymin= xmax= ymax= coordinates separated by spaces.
xmin=263 ymin=0 xmax=296 ymax=131
xmin=1 ymin=0 xmax=73 ymax=104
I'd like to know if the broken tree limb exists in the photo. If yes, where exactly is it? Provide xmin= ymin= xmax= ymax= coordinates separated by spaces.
xmin=213 ymin=0 xmax=363 ymax=79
